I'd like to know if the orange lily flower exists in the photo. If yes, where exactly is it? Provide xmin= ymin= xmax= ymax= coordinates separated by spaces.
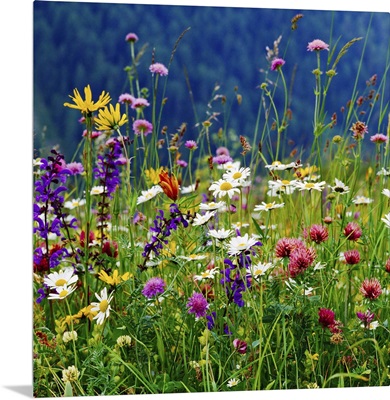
xmin=159 ymin=170 xmax=179 ymax=201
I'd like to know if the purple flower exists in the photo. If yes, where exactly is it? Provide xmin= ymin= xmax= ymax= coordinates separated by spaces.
xmin=133 ymin=119 xmax=153 ymax=136
xmin=270 ymin=58 xmax=285 ymax=71
xmin=357 ymin=310 xmax=375 ymax=328
xmin=212 ymin=154 xmax=233 ymax=165
xmin=307 ymin=39 xmax=329 ymax=52
xmin=207 ymin=312 xmax=216 ymax=329
xmin=125 ymin=32 xmax=138 ymax=43
xmin=176 ymin=159 xmax=188 ymax=168
xmin=149 ymin=62 xmax=168 ymax=76
xmin=186 ymin=292 xmax=209 ymax=318
xmin=142 ymin=277 xmax=166 ymax=298
xmin=185 ymin=140 xmax=198 ymax=150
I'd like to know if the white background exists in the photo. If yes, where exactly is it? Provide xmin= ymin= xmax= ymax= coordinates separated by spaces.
xmin=0 ymin=0 xmax=388 ymax=399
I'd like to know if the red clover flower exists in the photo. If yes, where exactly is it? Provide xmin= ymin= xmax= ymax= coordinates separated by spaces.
xmin=360 ymin=278 xmax=382 ymax=300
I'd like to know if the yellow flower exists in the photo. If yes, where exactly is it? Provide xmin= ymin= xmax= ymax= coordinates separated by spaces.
xmin=94 ymin=103 xmax=128 ymax=131
xmin=64 ymin=84 xmax=111 ymax=114
xmin=145 ymin=167 xmax=165 ymax=185
xmin=98 ymin=269 xmax=132 ymax=286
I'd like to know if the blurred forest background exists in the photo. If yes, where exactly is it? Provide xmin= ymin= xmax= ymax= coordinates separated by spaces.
xmin=33 ymin=1 xmax=389 ymax=161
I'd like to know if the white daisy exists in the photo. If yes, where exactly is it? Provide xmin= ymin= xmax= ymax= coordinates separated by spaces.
xmin=254 ymin=201 xmax=285 ymax=212
xmin=382 ymin=188 xmax=390 ymax=198
xmin=194 ymin=267 xmax=219 ymax=281
xmin=136 ymin=185 xmax=163 ymax=205
xmin=44 ymin=267 xmax=78 ymax=290
xmin=199 ymin=201 xmax=226 ymax=212
xmin=177 ymin=254 xmax=208 ymax=261
xmin=227 ymin=378 xmax=240 ymax=388
xmin=361 ymin=321 xmax=380 ymax=330
xmin=377 ymin=168 xmax=390 ymax=176
xmin=267 ymin=179 xmax=297 ymax=196
xmin=180 ymin=184 xmax=197 ymax=194
xmin=90 ymin=287 xmax=114 ymax=325
xmin=64 ymin=198 xmax=86 ymax=209
xmin=249 ymin=262 xmax=273 ymax=279
xmin=217 ymin=160 xmax=241 ymax=171
xmin=192 ymin=211 xmax=216 ymax=226
xmin=222 ymin=167 xmax=251 ymax=185
xmin=90 ymin=185 xmax=107 ymax=195
xmin=381 ymin=212 xmax=390 ymax=229
xmin=231 ymin=221 xmax=250 ymax=230
xmin=294 ymin=181 xmax=326 ymax=192
xmin=265 ymin=160 xmax=302 ymax=171
xmin=331 ymin=178 xmax=350 ymax=194
xmin=208 ymin=228 xmax=234 ymax=240
xmin=48 ymin=284 xmax=77 ymax=300
xmin=209 ymin=179 xmax=241 ymax=199
xmin=352 ymin=195 xmax=373 ymax=205
xmin=227 ymin=233 xmax=260 ymax=256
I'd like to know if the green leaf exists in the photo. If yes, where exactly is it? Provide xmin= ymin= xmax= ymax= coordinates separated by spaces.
xmin=64 ymin=381 xmax=73 ymax=397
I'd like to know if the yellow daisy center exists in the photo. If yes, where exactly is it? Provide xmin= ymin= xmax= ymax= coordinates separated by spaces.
xmin=265 ymin=203 xmax=274 ymax=208
xmin=189 ymin=254 xmax=198 ymax=259
xmin=59 ymin=289 xmax=69 ymax=299
xmin=305 ymin=183 xmax=315 ymax=189
xmin=281 ymin=180 xmax=290 ymax=185
xmin=56 ymin=278 xmax=67 ymax=286
xmin=254 ymin=269 xmax=263 ymax=276
xmin=232 ymin=172 xmax=242 ymax=179
xmin=272 ymin=161 xmax=281 ymax=165
xmin=220 ymin=182 xmax=233 ymax=191
xmin=99 ymin=299 xmax=109 ymax=313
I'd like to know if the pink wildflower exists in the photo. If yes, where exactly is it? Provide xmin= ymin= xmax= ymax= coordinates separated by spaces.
xmin=370 ymin=133 xmax=388 ymax=144
xmin=149 ymin=62 xmax=168 ymax=76
xmin=185 ymin=140 xmax=198 ymax=150
xmin=309 ymin=224 xmax=329 ymax=244
xmin=343 ymin=222 xmax=362 ymax=241
xmin=270 ymin=58 xmax=285 ymax=71
xmin=233 ymin=339 xmax=247 ymax=354
xmin=186 ymin=292 xmax=209 ymax=318
xmin=350 ymin=121 xmax=368 ymax=140
xmin=118 ymin=93 xmax=135 ymax=105
xmin=131 ymin=98 xmax=150 ymax=109
xmin=360 ymin=278 xmax=382 ymax=300
xmin=288 ymin=246 xmax=316 ymax=278
xmin=125 ymin=32 xmax=138 ymax=43
xmin=318 ymin=308 xmax=335 ymax=329
xmin=275 ymin=238 xmax=305 ymax=258
xmin=307 ymin=39 xmax=329 ymax=51
xmin=344 ymin=249 xmax=360 ymax=265
xmin=133 ymin=119 xmax=153 ymax=136
xmin=66 ymin=162 xmax=84 ymax=175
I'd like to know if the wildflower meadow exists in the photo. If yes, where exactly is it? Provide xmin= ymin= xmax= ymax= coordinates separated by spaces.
xmin=33 ymin=4 xmax=390 ymax=398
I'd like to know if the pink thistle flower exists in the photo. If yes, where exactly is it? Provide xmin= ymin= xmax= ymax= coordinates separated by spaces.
xmin=125 ymin=32 xmax=138 ymax=43
xmin=131 ymin=97 xmax=150 ymax=110
xmin=233 ymin=339 xmax=247 ymax=354
xmin=142 ymin=277 xmax=166 ymax=298
xmin=118 ymin=93 xmax=136 ymax=105
xmin=133 ymin=119 xmax=153 ymax=136
xmin=216 ymin=146 xmax=230 ymax=156
xmin=344 ymin=249 xmax=360 ymax=265
xmin=66 ymin=162 xmax=84 ymax=175
xmin=212 ymin=154 xmax=233 ymax=165
xmin=343 ymin=222 xmax=362 ymax=241
xmin=309 ymin=224 xmax=329 ymax=244
xmin=185 ymin=140 xmax=198 ymax=150
xmin=186 ymin=292 xmax=209 ymax=318
xmin=149 ymin=62 xmax=168 ymax=76
xmin=307 ymin=39 xmax=329 ymax=52
xmin=270 ymin=58 xmax=285 ymax=71
xmin=360 ymin=278 xmax=382 ymax=300
xmin=350 ymin=121 xmax=368 ymax=141
xmin=370 ymin=133 xmax=388 ymax=144
xmin=275 ymin=238 xmax=305 ymax=258
xmin=318 ymin=308 xmax=335 ymax=329
xmin=288 ymin=246 xmax=316 ymax=277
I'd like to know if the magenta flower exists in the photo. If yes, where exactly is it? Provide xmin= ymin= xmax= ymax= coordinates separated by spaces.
xmin=360 ymin=278 xmax=382 ymax=300
xmin=125 ymin=32 xmax=138 ymax=43
xmin=275 ymin=238 xmax=305 ymax=258
xmin=357 ymin=310 xmax=375 ymax=328
xmin=344 ymin=249 xmax=360 ymax=265
xmin=216 ymin=146 xmax=230 ymax=156
xmin=318 ymin=308 xmax=335 ymax=329
xmin=149 ymin=62 xmax=168 ymax=76
xmin=186 ymin=292 xmax=209 ymax=318
xmin=385 ymin=257 xmax=390 ymax=273
xmin=133 ymin=119 xmax=153 ymax=136
xmin=270 ymin=58 xmax=285 ymax=71
xmin=212 ymin=154 xmax=233 ymax=165
xmin=66 ymin=162 xmax=84 ymax=175
xmin=307 ymin=39 xmax=329 ymax=52
xmin=142 ymin=277 xmax=166 ymax=298
xmin=118 ymin=93 xmax=135 ymax=105
xmin=176 ymin=159 xmax=188 ymax=168
xmin=185 ymin=140 xmax=198 ymax=150
xmin=370 ymin=133 xmax=388 ymax=144
xmin=288 ymin=246 xmax=316 ymax=277
xmin=309 ymin=224 xmax=329 ymax=244
xmin=82 ymin=129 xmax=101 ymax=139
xmin=343 ymin=222 xmax=362 ymax=241
xmin=233 ymin=339 xmax=247 ymax=354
